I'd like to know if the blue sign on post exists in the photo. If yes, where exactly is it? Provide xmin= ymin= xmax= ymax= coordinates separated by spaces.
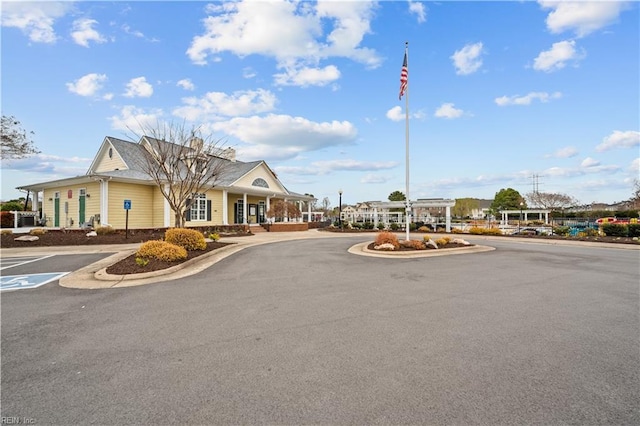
xmin=124 ymin=199 xmax=132 ymax=210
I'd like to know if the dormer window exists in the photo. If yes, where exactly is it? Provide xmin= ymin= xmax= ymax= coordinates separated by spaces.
xmin=252 ymin=178 xmax=269 ymax=188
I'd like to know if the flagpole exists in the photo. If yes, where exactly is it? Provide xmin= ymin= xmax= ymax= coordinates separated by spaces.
xmin=404 ymin=41 xmax=410 ymax=242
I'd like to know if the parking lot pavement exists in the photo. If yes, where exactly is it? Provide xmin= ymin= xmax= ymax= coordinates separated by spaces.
xmin=1 ymin=236 xmax=638 ymax=425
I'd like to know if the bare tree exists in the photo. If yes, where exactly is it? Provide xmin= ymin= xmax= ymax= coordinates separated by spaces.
xmin=266 ymin=200 xmax=301 ymax=222
xmin=628 ymin=179 xmax=640 ymax=209
xmin=526 ymin=191 xmax=577 ymax=210
xmin=131 ymin=122 xmax=230 ymax=228
xmin=320 ymin=197 xmax=330 ymax=212
xmin=1 ymin=115 xmax=40 ymax=159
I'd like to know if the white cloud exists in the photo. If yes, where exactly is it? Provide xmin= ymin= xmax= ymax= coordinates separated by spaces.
xmin=630 ymin=158 xmax=640 ymax=173
xmin=408 ymin=1 xmax=427 ymax=23
xmin=71 ymin=18 xmax=106 ymax=47
xmin=596 ymin=130 xmax=640 ymax=152
xmin=386 ymin=106 xmax=424 ymax=122
xmin=103 ymin=93 xmax=114 ymax=101
xmin=273 ymin=65 xmax=340 ymax=87
xmin=533 ymin=40 xmax=584 ymax=73
xmin=212 ymin=114 xmax=357 ymax=161
xmin=122 ymin=24 xmax=144 ymax=38
xmin=546 ymin=146 xmax=578 ymax=159
xmin=275 ymin=160 xmax=397 ymax=176
xmin=186 ymin=0 xmax=381 ymax=86
xmin=173 ymin=89 xmax=277 ymax=121
xmin=450 ymin=42 xmax=484 ymax=75
xmin=386 ymin=106 xmax=404 ymax=122
xmin=434 ymin=103 xmax=464 ymax=119
xmin=109 ymin=105 xmax=164 ymax=134
xmin=124 ymin=77 xmax=153 ymax=98
xmin=360 ymin=174 xmax=392 ymax=184
xmin=581 ymin=157 xmax=600 ymax=168
xmin=0 ymin=1 xmax=71 ymax=44
xmin=242 ymin=67 xmax=257 ymax=79
xmin=177 ymin=79 xmax=195 ymax=91
xmin=311 ymin=159 xmax=398 ymax=172
xmin=66 ymin=73 xmax=108 ymax=97
xmin=539 ymin=1 xmax=627 ymax=38
xmin=495 ymin=91 xmax=562 ymax=106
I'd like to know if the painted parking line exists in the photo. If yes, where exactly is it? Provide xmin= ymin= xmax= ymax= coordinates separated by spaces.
xmin=0 ymin=272 xmax=69 ymax=292
xmin=0 ymin=255 xmax=55 ymax=271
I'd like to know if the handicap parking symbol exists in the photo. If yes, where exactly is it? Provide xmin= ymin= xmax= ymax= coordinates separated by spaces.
xmin=0 ymin=273 xmax=69 ymax=292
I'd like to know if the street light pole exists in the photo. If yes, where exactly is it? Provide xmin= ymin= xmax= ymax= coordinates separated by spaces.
xmin=338 ymin=189 xmax=343 ymax=229
xmin=519 ymin=201 xmax=523 ymax=233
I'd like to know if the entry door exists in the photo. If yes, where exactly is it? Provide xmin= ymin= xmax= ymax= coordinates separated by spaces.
xmin=248 ymin=204 xmax=257 ymax=224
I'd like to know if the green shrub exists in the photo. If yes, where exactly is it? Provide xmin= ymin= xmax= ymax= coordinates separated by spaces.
xmin=207 ymin=232 xmax=220 ymax=241
xmin=137 ymin=240 xmax=187 ymax=261
xmin=164 ymin=228 xmax=206 ymax=251
xmin=377 ymin=222 xmax=385 ymax=230
xmin=374 ymin=231 xmax=400 ymax=249
xmin=1 ymin=201 xmax=23 ymax=212
xmin=628 ymin=224 xmax=640 ymax=238
xmin=409 ymin=223 xmax=417 ymax=231
xmin=363 ymin=221 xmax=375 ymax=230
xmin=602 ymin=224 xmax=628 ymax=237
xmin=135 ymin=257 xmax=149 ymax=267
xmin=553 ymin=226 xmax=570 ymax=236
xmin=389 ymin=223 xmax=399 ymax=231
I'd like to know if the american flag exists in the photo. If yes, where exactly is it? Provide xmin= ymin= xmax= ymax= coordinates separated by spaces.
xmin=399 ymin=49 xmax=408 ymax=100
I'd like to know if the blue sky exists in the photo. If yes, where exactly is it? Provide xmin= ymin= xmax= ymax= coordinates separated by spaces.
xmin=2 ymin=1 xmax=639 ymax=208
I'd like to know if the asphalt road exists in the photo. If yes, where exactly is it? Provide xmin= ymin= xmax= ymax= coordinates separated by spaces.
xmin=1 ymin=236 xmax=639 ymax=425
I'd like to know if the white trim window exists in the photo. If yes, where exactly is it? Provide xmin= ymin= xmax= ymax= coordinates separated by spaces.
xmin=190 ymin=193 xmax=207 ymax=221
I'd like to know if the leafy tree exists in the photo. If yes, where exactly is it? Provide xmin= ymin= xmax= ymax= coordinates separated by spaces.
xmin=388 ymin=191 xmax=406 ymax=213
xmin=452 ymin=198 xmax=479 ymax=218
xmin=131 ymin=122 xmax=230 ymax=228
xmin=266 ymin=200 xmax=301 ymax=222
xmin=1 ymin=115 xmax=40 ymax=159
xmin=490 ymin=188 xmax=525 ymax=214
xmin=1 ymin=201 xmax=23 ymax=212
xmin=525 ymin=191 xmax=577 ymax=209
xmin=388 ymin=190 xmax=406 ymax=201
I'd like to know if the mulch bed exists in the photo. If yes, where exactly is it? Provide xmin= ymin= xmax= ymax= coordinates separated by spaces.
xmin=105 ymin=241 xmax=231 ymax=275
xmin=367 ymin=242 xmax=471 ymax=251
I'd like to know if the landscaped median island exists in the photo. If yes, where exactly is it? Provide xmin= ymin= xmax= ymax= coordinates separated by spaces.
xmin=369 ymin=231 xmax=473 ymax=251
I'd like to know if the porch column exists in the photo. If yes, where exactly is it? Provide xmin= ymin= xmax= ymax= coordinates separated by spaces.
xmin=307 ymin=201 xmax=311 ymax=223
xmin=374 ymin=207 xmax=378 ymax=225
xmin=445 ymin=206 xmax=452 ymax=233
xmin=222 ymin=190 xmax=228 ymax=225
xmin=243 ymin=193 xmax=248 ymax=225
